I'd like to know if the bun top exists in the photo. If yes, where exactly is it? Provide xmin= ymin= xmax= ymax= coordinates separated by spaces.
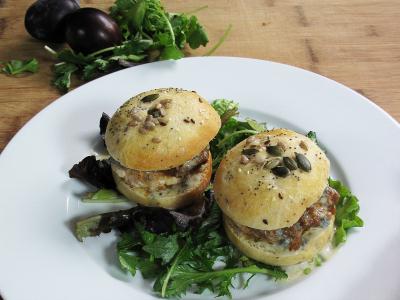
xmin=214 ymin=129 xmax=329 ymax=230
xmin=105 ymin=88 xmax=221 ymax=171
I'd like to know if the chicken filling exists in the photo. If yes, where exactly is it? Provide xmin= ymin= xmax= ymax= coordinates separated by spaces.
xmin=112 ymin=148 xmax=209 ymax=197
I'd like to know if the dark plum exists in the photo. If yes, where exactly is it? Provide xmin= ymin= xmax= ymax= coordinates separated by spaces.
xmin=25 ymin=0 xmax=80 ymax=43
xmin=65 ymin=8 xmax=123 ymax=55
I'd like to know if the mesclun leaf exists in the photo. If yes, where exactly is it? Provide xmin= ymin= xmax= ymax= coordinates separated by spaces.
xmin=246 ymin=118 xmax=266 ymax=132
xmin=68 ymin=156 xmax=116 ymax=189
xmin=74 ymin=197 xmax=210 ymax=241
xmin=96 ymin=199 xmax=287 ymax=298
xmin=100 ymin=113 xmax=110 ymax=140
xmin=306 ymin=131 xmax=318 ymax=143
xmin=210 ymin=99 xmax=266 ymax=172
xmin=1 ymin=58 xmax=39 ymax=75
xmin=161 ymin=263 xmax=287 ymax=298
xmin=119 ymin=251 xmax=140 ymax=276
xmin=306 ymin=131 xmax=362 ymax=245
xmin=82 ymin=189 xmax=128 ymax=203
xmin=118 ymin=232 xmax=161 ymax=278
xmin=119 ymin=248 xmax=160 ymax=278
xmin=329 ymin=178 xmax=364 ymax=246
xmin=142 ymin=234 xmax=180 ymax=264
xmin=196 ymin=199 xmax=221 ymax=242
xmin=220 ymin=107 xmax=238 ymax=126
xmin=117 ymin=232 xmax=141 ymax=251
xmin=212 ymin=99 xmax=238 ymax=115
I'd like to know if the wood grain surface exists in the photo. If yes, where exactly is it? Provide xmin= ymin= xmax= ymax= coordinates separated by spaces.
xmin=0 ymin=0 xmax=399 ymax=152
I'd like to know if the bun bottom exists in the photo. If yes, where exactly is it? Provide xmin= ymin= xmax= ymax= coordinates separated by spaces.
xmin=113 ymin=157 xmax=212 ymax=209
xmin=224 ymin=215 xmax=334 ymax=266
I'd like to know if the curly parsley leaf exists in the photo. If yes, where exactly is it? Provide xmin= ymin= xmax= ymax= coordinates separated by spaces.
xmin=1 ymin=58 xmax=39 ymax=75
xmin=329 ymin=178 xmax=364 ymax=246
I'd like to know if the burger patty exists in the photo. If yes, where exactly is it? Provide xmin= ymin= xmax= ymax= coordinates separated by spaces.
xmin=229 ymin=187 xmax=339 ymax=251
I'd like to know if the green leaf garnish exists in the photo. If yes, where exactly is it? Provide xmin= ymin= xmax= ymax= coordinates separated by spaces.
xmin=110 ymin=202 xmax=287 ymax=298
xmin=306 ymin=131 xmax=317 ymax=143
xmin=82 ymin=189 xmax=128 ymax=203
xmin=52 ymin=63 xmax=78 ymax=93
xmin=1 ymin=58 xmax=39 ymax=75
xmin=329 ymin=178 xmax=364 ymax=246
xmin=210 ymin=99 xmax=267 ymax=173
xmin=47 ymin=0 xmax=227 ymax=93
xmin=303 ymin=268 xmax=312 ymax=275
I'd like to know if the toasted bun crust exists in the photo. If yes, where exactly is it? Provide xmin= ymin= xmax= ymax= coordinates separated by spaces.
xmin=112 ymin=156 xmax=212 ymax=209
xmin=214 ymin=129 xmax=329 ymax=230
xmin=105 ymin=88 xmax=221 ymax=171
xmin=224 ymin=215 xmax=334 ymax=266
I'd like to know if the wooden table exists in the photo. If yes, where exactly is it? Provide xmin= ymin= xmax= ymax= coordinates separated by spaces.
xmin=1 ymin=0 xmax=399 ymax=152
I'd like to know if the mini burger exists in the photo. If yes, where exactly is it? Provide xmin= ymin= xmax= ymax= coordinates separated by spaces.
xmin=105 ymin=88 xmax=221 ymax=209
xmin=214 ymin=129 xmax=339 ymax=266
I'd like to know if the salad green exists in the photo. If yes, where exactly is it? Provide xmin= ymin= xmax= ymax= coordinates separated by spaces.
xmin=73 ymin=99 xmax=363 ymax=298
xmin=329 ymin=178 xmax=364 ymax=245
xmin=0 ymin=58 xmax=39 ymax=76
xmin=47 ymin=0 xmax=230 ymax=93
xmin=82 ymin=188 xmax=128 ymax=203
xmin=210 ymin=99 xmax=267 ymax=172
xmin=116 ymin=202 xmax=287 ymax=298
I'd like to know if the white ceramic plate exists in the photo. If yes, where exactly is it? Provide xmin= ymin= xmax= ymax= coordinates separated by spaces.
xmin=1 ymin=57 xmax=399 ymax=300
